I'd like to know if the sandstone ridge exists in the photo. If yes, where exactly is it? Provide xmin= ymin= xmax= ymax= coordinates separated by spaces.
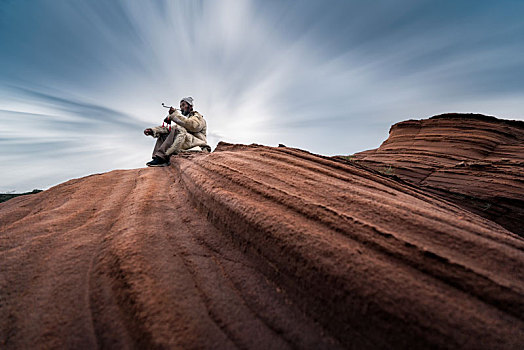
xmin=1 ymin=122 xmax=524 ymax=349
xmin=353 ymin=113 xmax=524 ymax=236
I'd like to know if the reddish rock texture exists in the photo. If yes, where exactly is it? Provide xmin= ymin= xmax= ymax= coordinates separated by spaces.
xmin=352 ymin=113 xmax=524 ymax=237
xmin=2 ymin=141 xmax=523 ymax=349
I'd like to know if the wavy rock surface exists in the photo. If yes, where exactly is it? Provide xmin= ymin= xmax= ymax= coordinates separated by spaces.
xmin=352 ymin=113 xmax=524 ymax=236
xmin=1 ymin=142 xmax=524 ymax=349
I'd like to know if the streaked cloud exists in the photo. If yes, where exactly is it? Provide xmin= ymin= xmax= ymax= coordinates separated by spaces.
xmin=1 ymin=0 xmax=523 ymax=191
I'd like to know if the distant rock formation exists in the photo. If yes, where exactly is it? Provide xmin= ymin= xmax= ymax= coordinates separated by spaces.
xmin=352 ymin=113 xmax=524 ymax=237
xmin=1 ymin=139 xmax=523 ymax=349
xmin=0 ymin=189 xmax=42 ymax=203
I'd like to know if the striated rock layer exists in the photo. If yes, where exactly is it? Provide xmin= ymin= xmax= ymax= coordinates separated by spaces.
xmin=352 ymin=113 xmax=524 ymax=237
xmin=1 ymin=142 xmax=523 ymax=349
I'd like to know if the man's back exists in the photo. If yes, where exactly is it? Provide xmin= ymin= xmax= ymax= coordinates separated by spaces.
xmin=186 ymin=111 xmax=207 ymax=143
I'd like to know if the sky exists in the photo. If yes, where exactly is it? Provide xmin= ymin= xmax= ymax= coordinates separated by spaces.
xmin=1 ymin=0 xmax=524 ymax=192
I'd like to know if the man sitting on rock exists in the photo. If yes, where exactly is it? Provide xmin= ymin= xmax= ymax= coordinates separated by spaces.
xmin=144 ymin=97 xmax=211 ymax=167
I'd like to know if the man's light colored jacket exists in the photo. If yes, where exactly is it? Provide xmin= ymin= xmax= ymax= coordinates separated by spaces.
xmin=151 ymin=110 xmax=209 ymax=154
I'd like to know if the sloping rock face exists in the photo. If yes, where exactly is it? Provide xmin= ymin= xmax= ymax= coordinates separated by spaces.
xmin=352 ymin=113 xmax=524 ymax=237
xmin=1 ymin=142 xmax=523 ymax=349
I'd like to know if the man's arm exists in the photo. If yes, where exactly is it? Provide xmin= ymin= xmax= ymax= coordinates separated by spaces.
xmin=167 ymin=110 xmax=205 ymax=133
xmin=144 ymin=125 xmax=170 ymax=138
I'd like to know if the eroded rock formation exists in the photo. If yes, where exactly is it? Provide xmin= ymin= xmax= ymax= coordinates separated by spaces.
xmin=1 ymin=141 xmax=523 ymax=349
xmin=352 ymin=113 xmax=524 ymax=237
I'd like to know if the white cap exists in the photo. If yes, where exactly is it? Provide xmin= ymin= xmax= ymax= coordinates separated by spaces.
xmin=181 ymin=96 xmax=194 ymax=106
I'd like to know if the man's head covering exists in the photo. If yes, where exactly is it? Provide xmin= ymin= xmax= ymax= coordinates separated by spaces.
xmin=181 ymin=96 xmax=194 ymax=106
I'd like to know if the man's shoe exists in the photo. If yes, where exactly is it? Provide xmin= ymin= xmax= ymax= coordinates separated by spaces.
xmin=146 ymin=157 xmax=169 ymax=167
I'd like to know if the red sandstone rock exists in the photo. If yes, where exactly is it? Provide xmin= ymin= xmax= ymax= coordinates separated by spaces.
xmin=1 ymin=141 xmax=523 ymax=349
xmin=352 ymin=113 xmax=524 ymax=237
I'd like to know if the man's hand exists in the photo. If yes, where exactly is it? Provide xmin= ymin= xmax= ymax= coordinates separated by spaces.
xmin=164 ymin=116 xmax=171 ymax=124
xmin=169 ymin=106 xmax=176 ymax=114
xmin=144 ymin=128 xmax=153 ymax=136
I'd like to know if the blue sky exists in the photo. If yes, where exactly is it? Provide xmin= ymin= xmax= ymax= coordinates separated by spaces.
xmin=1 ymin=0 xmax=524 ymax=192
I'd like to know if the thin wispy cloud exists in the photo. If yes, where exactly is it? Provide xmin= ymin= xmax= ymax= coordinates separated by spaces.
xmin=1 ymin=0 xmax=523 ymax=192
